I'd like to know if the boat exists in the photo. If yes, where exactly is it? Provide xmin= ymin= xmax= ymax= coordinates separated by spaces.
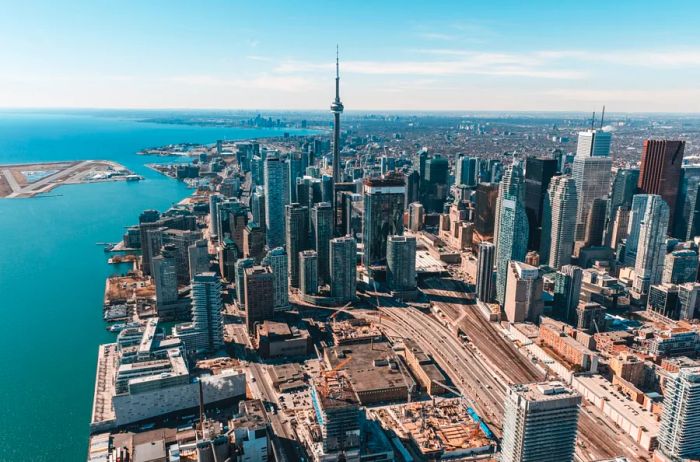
xmin=107 ymin=323 xmax=125 ymax=332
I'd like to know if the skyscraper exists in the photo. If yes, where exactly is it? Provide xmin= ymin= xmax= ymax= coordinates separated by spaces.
xmin=575 ymin=129 xmax=612 ymax=158
xmin=187 ymin=239 xmax=209 ymax=281
xmin=208 ymin=193 xmax=222 ymax=241
xmin=423 ymin=155 xmax=449 ymax=212
xmin=407 ymin=202 xmax=425 ymax=232
xmin=637 ymin=139 xmax=685 ymax=230
xmin=676 ymin=166 xmax=700 ymax=240
xmin=455 ymin=155 xmax=478 ymax=187
xmin=299 ymin=250 xmax=319 ymax=295
xmin=476 ymin=242 xmax=495 ymax=303
xmin=330 ymin=236 xmax=356 ymax=302
xmin=263 ymin=247 xmax=290 ymax=311
xmin=494 ymin=163 xmax=529 ymax=304
xmin=545 ymin=176 xmax=578 ymax=269
xmin=285 ymin=203 xmax=310 ymax=288
xmin=583 ymin=198 xmax=607 ymax=248
xmin=251 ymin=186 xmax=266 ymax=230
xmin=504 ymin=261 xmax=543 ymax=323
xmin=474 ymin=182 xmax=498 ymax=241
xmin=235 ymin=257 xmax=255 ymax=309
xmin=624 ymin=194 xmax=652 ymax=266
xmin=501 ymin=382 xmax=581 ymax=462
xmin=604 ymin=168 xmax=639 ymax=246
xmin=657 ymin=366 xmax=700 ymax=461
xmin=243 ymin=222 xmax=265 ymax=263
xmin=553 ymin=265 xmax=583 ymax=323
xmin=362 ymin=175 xmax=405 ymax=268
xmin=311 ymin=202 xmax=334 ymax=285
xmin=524 ymin=157 xmax=558 ymax=251
xmin=190 ymin=272 xmax=224 ymax=352
xmin=633 ymin=195 xmax=670 ymax=295
xmin=386 ymin=235 xmax=417 ymax=293
xmin=244 ymin=266 xmax=274 ymax=335
xmin=663 ymin=250 xmax=699 ymax=284
xmin=264 ymin=154 xmax=286 ymax=249
xmin=152 ymin=249 xmax=178 ymax=311
xmin=572 ymin=155 xmax=612 ymax=241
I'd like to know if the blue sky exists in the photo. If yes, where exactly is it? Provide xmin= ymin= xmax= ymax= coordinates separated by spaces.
xmin=1 ymin=0 xmax=699 ymax=111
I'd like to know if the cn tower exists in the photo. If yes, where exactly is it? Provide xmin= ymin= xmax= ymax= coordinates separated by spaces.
xmin=330 ymin=46 xmax=344 ymax=184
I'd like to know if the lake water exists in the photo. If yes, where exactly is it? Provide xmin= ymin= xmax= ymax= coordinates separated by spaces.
xmin=0 ymin=111 xmax=313 ymax=460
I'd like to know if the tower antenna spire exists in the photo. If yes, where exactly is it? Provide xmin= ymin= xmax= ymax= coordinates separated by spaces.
xmin=600 ymin=105 xmax=605 ymax=129
xmin=591 ymin=111 xmax=595 ymax=130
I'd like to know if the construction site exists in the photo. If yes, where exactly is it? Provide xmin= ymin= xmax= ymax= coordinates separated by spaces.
xmin=370 ymin=398 xmax=494 ymax=461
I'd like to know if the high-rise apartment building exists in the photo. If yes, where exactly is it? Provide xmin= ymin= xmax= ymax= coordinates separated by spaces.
xmin=501 ymin=382 xmax=581 ymax=462
xmin=386 ymin=235 xmax=416 ymax=293
xmin=263 ymin=247 xmax=289 ymax=311
xmin=330 ymin=236 xmax=357 ymax=302
xmin=657 ymin=366 xmax=700 ymax=461
xmin=504 ymin=261 xmax=543 ymax=323
xmin=244 ymin=266 xmax=274 ymax=335
xmin=663 ymin=250 xmax=699 ymax=285
xmin=235 ymin=258 xmax=255 ymax=309
xmin=187 ymin=239 xmax=209 ymax=281
xmin=152 ymin=249 xmax=178 ymax=311
xmin=311 ymin=202 xmax=334 ymax=285
xmin=299 ymin=250 xmax=318 ymax=295
xmin=545 ymin=175 xmax=578 ymax=269
xmin=407 ymin=202 xmax=425 ymax=232
xmin=243 ymin=222 xmax=265 ymax=263
xmin=264 ymin=154 xmax=287 ymax=249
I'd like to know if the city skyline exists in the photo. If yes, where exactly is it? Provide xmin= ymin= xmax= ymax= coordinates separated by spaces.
xmin=2 ymin=0 xmax=700 ymax=111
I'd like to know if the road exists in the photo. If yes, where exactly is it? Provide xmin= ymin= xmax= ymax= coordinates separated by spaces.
xmin=228 ymin=323 xmax=304 ymax=462
xmin=418 ymin=277 xmax=651 ymax=462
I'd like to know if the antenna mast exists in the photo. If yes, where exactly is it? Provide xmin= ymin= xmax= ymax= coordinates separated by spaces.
xmin=600 ymin=105 xmax=606 ymax=129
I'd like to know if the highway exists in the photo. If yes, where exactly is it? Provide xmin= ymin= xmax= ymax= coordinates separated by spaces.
xmin=418 ymin=276 xmax=651 ymax=462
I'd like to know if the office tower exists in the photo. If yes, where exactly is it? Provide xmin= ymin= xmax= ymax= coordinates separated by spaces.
xmin=572 ymin=155 xmax=612 ymax=241
xmin=330 ymin=236 xmax=357 ymax=302
xmin=386 ymin=235 xmax=416 ymax=293
xmin=637 ymin=140 xmax=685 ymax=230
xmin=576 ymin=129 xmax=612 ymax=158
xmin=494 ymin=162 xmax=525 ymax=255
xmin=657 ymin=366 xmax=700 ymax=461
xmin=407 ymin=202 xmax=425 ymax=232
xmin=553 ymin=265 xmax=583 ymax=323
xmin=208 ymin=194 xmax=222 ymax=241
xmin=187 ymin=239 xmax=209 ymax=281
xmin=604 ymin=168 xmax=639 ymax=246
xmin=648 ymin=284 xmax=681 ymax=320
xmin=495 ymin=164 xmax=529 ymax=304
xmin=142 ymin=226 xmax=165 ymax=276
xmin=405 ymin=170 xmax=420 ymax=205
xmin=663 ymin=250 xmax=699 ymax=284
xmin=633 ymin=195 xmax=670 ymax=294
xmin=545 ymin=176 xmax=578 ymax=269
xmin=476 ymin=242 xmax=495 ymax=303
xmin=321 ymin=174 xmax=334 ymax=204
xmin=488 ymin=159 xmax=503 ymax=183
xmin=264 ymin=154 xmax=286 ymax=249
xmin=218 ymin=238 xmax=238 ymax=282
xmin=504 ymin=261 xmax=543 ymax=323
xmin=676 ymin=166 xmax=700 ymax=239
xmin=190 ymin=272 xmax=224 ymax=352
xmin=583 ymin=198 xmax=607 ymax=248
xmin=524 ymin=157 xmax=558 ymax=251
xmin=475 ymin=183 xmax=498 ymax=241
xmin=263 ymin=247 xmax=289 ymax=311
xmin=362 ymin=175 xmax=406 ymax=267
xmin=163 ymin=229 xmax=203 ymax=285
xmin=610 ymin=206 xmax=630 ymax=249
xmin=285 ymin=203 xmax=310 ymax=288
xmin=330 ymin=49 xmax=344 ymax=185
xmin=244 ymin=266 xmax=274 ymax=335
xmin=152 ymin=249 xmax=178 ymax=310
xmin=311 ymin=202 xmax=333 ymax=285
xmin=423 ymin=155 xmax=449 ymax=212
xmin=501 ymin=382 xmax=581 ymax=462
xmin=287 ymin=154 xmax=303 ymax=203
xmin=235 ymin=258 xmax=255 ymax=309
xmin=455 ymin=155 xmax=478 ymax=187
xmin=380 ymin=155 xmax=395 ymax=175
xmin=251 ymin=186 xmax=266 ymax=230
xmin=299 ymin=250 xmax=318 ymax=295
xmin=243 ymin=222 xmax=265 ymax=263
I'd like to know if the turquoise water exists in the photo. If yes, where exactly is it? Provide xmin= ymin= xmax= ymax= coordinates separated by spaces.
xmin=0 ymin=111 xmax=312 ymax=460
